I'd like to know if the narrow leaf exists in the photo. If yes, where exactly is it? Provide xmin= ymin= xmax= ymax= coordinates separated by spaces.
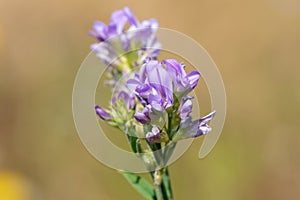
xmin=121 ymin=172 xmax=155 ymax=200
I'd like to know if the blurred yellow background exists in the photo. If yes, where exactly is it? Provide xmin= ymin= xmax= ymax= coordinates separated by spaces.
xmin=1 ymin=0 xmax=300 ymax=199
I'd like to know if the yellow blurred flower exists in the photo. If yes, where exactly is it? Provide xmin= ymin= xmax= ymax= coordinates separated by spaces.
xmin=0 ymin=171 xmax=29 ymax=200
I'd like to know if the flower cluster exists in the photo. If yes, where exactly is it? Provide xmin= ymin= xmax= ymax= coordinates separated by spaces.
xmin=90 ymin=7 xmax=216 ymax=200
xmin=126 ymin=59 xmax=215 ymax=143
xmin=90 ymin=7 xmax=160 ymax=85
xmin=93 ymin=8 xmax=215 ymax=144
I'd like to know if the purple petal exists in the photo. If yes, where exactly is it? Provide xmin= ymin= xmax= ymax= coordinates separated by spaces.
xmin=91 ymin=42 xmax=120 ymax=66
xmin=197 ymin=124 xmax=212 ymax=136
xmin=126 ymin=79 xmax=141 ymax=91
xmin=95 ymin=105 xmax=112 ymax=120
xmin=146 ymin=132 xmax=161 ymax=143
xmin=110 ymin=10 xmax=128 ymax=34
xmin=105 ymin=24 xmax=118 ymax=37
xmin=192 ymin=111 xmax=216 ymax=136
xmin=148 ymin=93 xmax=165 ymax=112
xmin=140 ymin=19 xmax=158 ymax=28
xmin=90 ymin=43 xmax=98 ymax=51
xmin=186 ymin=71 xmax=200 ymax=88
xmin=134 ymin=107 xmax=151 ymax=124
xmin=88 ymin=30 xmax=99 ymax=40
xmin=123 ymin=7 xmax=139 ymax=26
xmin=172 ymin=110 xmax=216 ymax=141
xmin=164 ymin=59 xmax=186 ymax=78
xmin=146 ymin=126 xmax=162 ymax=143
xmin=92 ymin=21 xmax=108 ymax=41
xmin=138 ymin=62 xmax=148 ymax=83
xmin=145 ymin=61 xmax=173 ymax=106
xmin=200 ymin=110 xmax=216 ymax=125
xmin=136 ymin=84 xmax=152 ymax=99
xmin=178 ymin=96 xmax=193 ymax=120
xmin=150 ymin=101 xmax=164 ymax=112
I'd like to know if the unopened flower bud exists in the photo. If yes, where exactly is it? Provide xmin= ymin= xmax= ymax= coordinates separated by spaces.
xmin=95 ymin=105 xmax=112 ymax=120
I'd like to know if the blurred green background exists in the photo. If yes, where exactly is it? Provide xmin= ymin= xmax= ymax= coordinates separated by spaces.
xmin=1 ymin=0 xmax=300 ymax=199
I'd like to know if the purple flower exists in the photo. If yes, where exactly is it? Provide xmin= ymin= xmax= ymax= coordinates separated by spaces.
xmin=127 ymin=60 xmax=174 ymax=110
xmin=172 ymin=111 xmax=216 ymax=141
xmin=95 ymin=89 xmax=135 ymax=124
xmin=129 ymin=58 xmax=199 ymax=102
xmin=127 ymin=19 xmax=161 ymax=58
xmin=89 ymin=8 xmax=133 ymax=42
xmin=186 ymin=71 xmax=200 ymax=88
xmin=91 ymin=8 xmax=216 ymax=149
xmin=90 ymin=7 xmax=161 ymax=73
xmin=95 ymin=105 xmax=112 ymax=120
xmin=134 ymin=104 xmax=166 ymax=129
xmin=91 ymin=42 xmax=123 ymax=68
xmin=146 ymin=126 xmax=162 ymax=143
xmin=134 ymin=106 xmax=151 ymax=124
xmin=164 ymin=59 xmax=200 ymax=97
xmin=178 ymin=96 xmax=193 ymax=120
xmin=127 ymin=58 xmax=203 ymax=129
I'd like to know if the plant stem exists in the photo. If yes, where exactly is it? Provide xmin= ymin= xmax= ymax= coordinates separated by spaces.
xmin=154 ymin=183 xmax=164 ymax=200
xmin=152 ymin=168 xmax=171 ymax=200
xmin=163 ymin=168 xmax=173 ymax=199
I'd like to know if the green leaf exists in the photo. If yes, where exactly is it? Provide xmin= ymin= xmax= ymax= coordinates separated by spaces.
xmin=162 ymin=169 xmax=173 ymax=199
xmin=121 ymin=172 xmax=156 ymax=200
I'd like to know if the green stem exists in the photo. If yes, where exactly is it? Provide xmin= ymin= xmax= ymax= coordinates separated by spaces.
xmin=154 ymin=183 xmax=164 ymax=200
xmin=163 ymin=168 xmax=173 ymax=199
xmin=151 ymin=168 xmax=171 ymax=200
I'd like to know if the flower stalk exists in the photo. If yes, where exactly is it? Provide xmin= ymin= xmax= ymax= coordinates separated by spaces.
xmin=90 ymin=7 xmax=216 ymax=200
